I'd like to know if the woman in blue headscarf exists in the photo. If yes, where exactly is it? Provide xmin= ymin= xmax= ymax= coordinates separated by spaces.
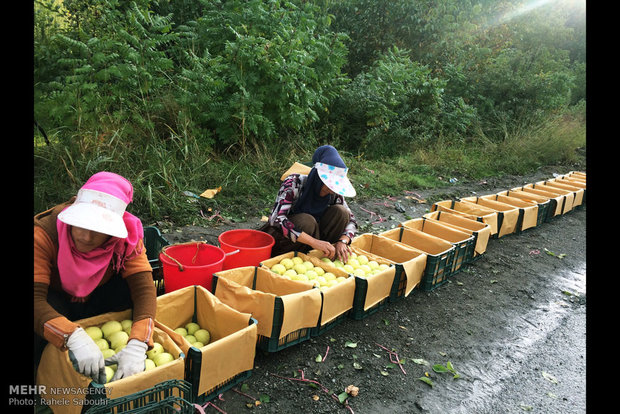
xmin=261 ymin=145 xmax=358 ymax=262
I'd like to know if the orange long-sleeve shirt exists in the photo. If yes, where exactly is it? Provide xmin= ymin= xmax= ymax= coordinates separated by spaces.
xmin=34 ymin=201 xmax=156 ymax=350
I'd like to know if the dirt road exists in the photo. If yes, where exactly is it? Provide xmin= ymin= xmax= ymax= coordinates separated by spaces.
xmin=161 ymin=166 xmax=586 ymax=414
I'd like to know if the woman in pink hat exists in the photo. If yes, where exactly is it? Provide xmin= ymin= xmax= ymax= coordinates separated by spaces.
xmin=261 ymin=145 xmax=358 ymax=262
xmin=34 ymin=172 xmax=156 ymax=384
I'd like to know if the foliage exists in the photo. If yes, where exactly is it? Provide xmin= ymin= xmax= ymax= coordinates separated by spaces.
xmin=33 ymin=0 xmax=586 ymax=225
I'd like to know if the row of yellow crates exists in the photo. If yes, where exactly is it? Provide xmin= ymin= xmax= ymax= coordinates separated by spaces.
xmin=36 ymin=171 xmax=584 ymax=413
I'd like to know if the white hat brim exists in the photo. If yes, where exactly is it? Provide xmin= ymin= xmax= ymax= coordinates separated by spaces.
xmin=58 ymin=203 xmax=128 ymax=238
xmin=315 ymin=163 xmax=356 ymax=197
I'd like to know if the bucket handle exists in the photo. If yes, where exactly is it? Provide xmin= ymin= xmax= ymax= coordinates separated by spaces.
xmin=225 ymin=249 xmax=240 ymax=257
xmin=160 ymin=241 xmax=205 ymax=272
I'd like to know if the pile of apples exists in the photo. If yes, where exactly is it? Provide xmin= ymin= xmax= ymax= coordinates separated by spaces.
xmin=84 ymin=319 xmax=175 ymax=383
xmin=267 ymin=256 xmax=348 ymax=291
xmin=174 ymin=322 xmax=211 ymax=348
xmin=321 ymin=252 xmax=390 ymax=278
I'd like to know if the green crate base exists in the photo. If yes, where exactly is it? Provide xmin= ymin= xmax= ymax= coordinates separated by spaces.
xmin=84 ymin=379 xmax=194 ymax=414
xmin=349 ymin=297 xmax=388 ymax=320
xmin=310 ymin=310 xmax=350 ymax=337
xmin=388 ymin=267 xmax=407 ymax=303
xmin=422 ymin=248 xmax=456 ymax=291
xmin=257 ymin=328 xmax=312 ymax=352
xmin=349 ymin=274 xmax=390 ymax=320
xmin=451 ymin=237 xmax=476 ymax=274
xmin=144 ymin=226 xmax=170 ymax=296
xmin=419 ymin=250 xmax=455 ymax=292
xmin=192 ymin=370 xmax=253 ymax=405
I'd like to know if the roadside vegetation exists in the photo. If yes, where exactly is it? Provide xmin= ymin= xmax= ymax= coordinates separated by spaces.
xmin=33 ymin=0 xmax=586 ymax=226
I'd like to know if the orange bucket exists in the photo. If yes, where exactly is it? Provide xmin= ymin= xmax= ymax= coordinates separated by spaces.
xmin=159 ymin=242 xmax=225 ymax=293
xmin=218 ymin=229 xmax=275 ymax=270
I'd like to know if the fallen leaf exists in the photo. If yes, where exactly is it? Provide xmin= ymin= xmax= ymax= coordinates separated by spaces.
xmin=312 ymin=395 xmax=319 ymax=401
xmin=380 ymin=370 xmax=389 ymax=376
xmin=353 ymin=362 xmax=363 ymax=370
xmin=315 ymin=354 xmax=323 ymax=363
xmin=345 ymin=341 xmax=358 ymax=348
xmin=200 ymin=186 xmax=222 ymax=199
xmin=419 ymin=377 xmax=434 ymax=387
xmin=542 ymin=371 xmax=558 ymax=384
xmin=261 ymin=215 xmax=269 ymax=222
xmin=345 ymin=385 xmax=359 ymax=397
xmin=412 ymin=358 xmax=430 ymax=366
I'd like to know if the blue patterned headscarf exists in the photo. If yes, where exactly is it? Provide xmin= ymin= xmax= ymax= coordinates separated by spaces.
xmin=292 ymin=145 xmax=347 ymax=220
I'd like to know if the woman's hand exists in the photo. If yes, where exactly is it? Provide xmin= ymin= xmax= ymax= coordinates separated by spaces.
xmin=298 ymin=232 xmax=335 ymax=258
xmin=334 ymin=238 xmax=351 ymax=263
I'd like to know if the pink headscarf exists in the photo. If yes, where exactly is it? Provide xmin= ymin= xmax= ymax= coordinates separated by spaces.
xmin=56 ymin=172 xmax=144 ymax=301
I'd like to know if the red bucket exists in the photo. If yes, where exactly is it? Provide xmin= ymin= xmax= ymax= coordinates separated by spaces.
xmin=159 ymin=242 xmax=225 ymax=293
xmin=218 ymin=229 xmax=275 ymax=270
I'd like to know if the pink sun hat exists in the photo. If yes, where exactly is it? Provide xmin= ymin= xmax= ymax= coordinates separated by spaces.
xmin=57 ymin=171 xmax=134 ymax=238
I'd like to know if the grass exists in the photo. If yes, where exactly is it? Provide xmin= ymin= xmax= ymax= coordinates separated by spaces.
xmin=33 ymin=111 xmax=585 ymax=228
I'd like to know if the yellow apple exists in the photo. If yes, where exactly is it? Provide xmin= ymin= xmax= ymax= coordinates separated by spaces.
xmin=174 ymin=327 xmax=188 ymax=337
xmin=146 ymin=342 xmax=164 ymax=359
xmin=192 ymin=341 xmax=204 ymax=348
xmin=302 ymin=261 xmax=314 ymax=272
xmin=101 ymin=349 xmax=115 ymax=359
xmin=185 ymin=322 xmax=200 ymax=335
xmin=271 ymin=263 xmax=287 ymax=275
xmin=283 ymin=269 xmax=297 ymax=278
xmin=185 ymin=335 xmax=197 ymax=344
xmin=144 ymin=359 xmax=156 ymax=371
xmin=291 ymin=256 xmax=303 ymax=265
xmin=332 ymin=259 xmax=344 ymax=268
xmin=85 ymin=326 xmax=103 ymax=341
xmin=360 ymin=264 xmax=372 ymax=275
xmin=368 ymin=260 xmax=379 ymax=269
xmin=153 ymin=352 xmax=174 ymax=367
xmin=324 ymin=272 xmax=336 ymax=281
xmin=109 ymin=331 xmax=129 ymax=350
xmin=336 ymin=276 xmax=347 ymax=283
xmin=293 ymin=263 xmax=307 ymax=275
xmin=314 ymin=266 xmax=325 ymax=276
xmin=104 ymin=366 xmax=115 ymax=383
xmin=357 ymin=255 xmax=369 ymax=265
xmin=343 ymin=264 xmax=354 ymax=273
xmin=95 ymin=338 xmax=109 ymax=351
xmin=192 ymin=328 xmax=210 ymax=344
xmin=320 ymin=257 xmax=332 ymax=263
xmin=353 ymin=268 xmax=366 ymax=277
xmin=101 ymin=320 xmax=122 ymax=339
xmin=120 ymin=320 xmax=133 ymax=332
xmin=347 ymin=258 xmax=360 ymax=268
xmin=305 ymin=270 xmax=318 ymax=280
xmin=280 ymin=258 xmax=294 ymax=269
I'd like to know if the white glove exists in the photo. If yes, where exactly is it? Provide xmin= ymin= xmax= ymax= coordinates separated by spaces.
xmin=105 ymin=339 xmax=148 ymax=381
xmin=66 ymin=327 xmax=106 ymax=384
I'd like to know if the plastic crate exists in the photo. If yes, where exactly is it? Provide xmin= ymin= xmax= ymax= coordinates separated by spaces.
xmin=154 ymin=285 xmax=257 ymax=404
xmin=85 ymin=379 xmax=194 ymax=413
xmin=528 ymin=183 xmax=575 ymax=215
xmin=400 ymin=218 xmax=475 ymax=274
xmin=459 ymin=197 xmax=521 ymax=238
xmin=423 ymin=210 xmax=492 ymax=261
xmin=350 ymin=276 xmax=390 ymax=320
xmin=212 ymin=266 xmax=321 ymax=353
xmin=348 ymin=233 xmax=427 ymax=304
xmin=263 ymin=251 xmax=355 ymax=337
xmin=310 ymin=305 xmax=351 ymax=336
xmin=185 ymin=319 xmax=257 ymax=404
xmin=255 ymin=296 xmax=312 ymax=351
xmin=432 ymin=200 xmax=499 ymax=237
xmin=480 ymin=194 xmax=539 ymax=234
xmin=379 ymin=227 xmax=455 ymax=292
xmin=144 ymin=226 xmax=170 ymax=296
xmin=542 ymin=180 xmax=585 ymax=209
xmin=509 ymin=187 xmax=562 ymax=222
xmin=496 ymin=191 xmax=550 ymax=228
